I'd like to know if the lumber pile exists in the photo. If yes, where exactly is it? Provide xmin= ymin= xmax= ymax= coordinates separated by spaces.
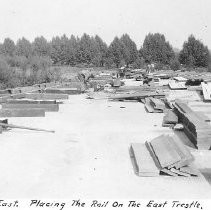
xmin=130 ymin=135 xmax=198 ymax=177
xmin=169 ymin=81 xmax=187 ymax=90
xmin=173 ymin=101 xmax=211 ymax=150
xmin=162 ymin=110 xmax=178 ymax=127
xmin=201 ymin=82 xmax=211 ymax=101
xmin=144 ymin=97 xmax=165 ymax=113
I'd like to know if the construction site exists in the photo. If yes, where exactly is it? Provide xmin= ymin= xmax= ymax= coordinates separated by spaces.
xmin=0 ymin=67 xmax=211 ymax=199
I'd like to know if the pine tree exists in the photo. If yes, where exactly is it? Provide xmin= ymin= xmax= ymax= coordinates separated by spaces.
xmin=179 ymin=35 xmax=210 ymax=67
xmin=142 ymin=33 xmax=175 ymax=64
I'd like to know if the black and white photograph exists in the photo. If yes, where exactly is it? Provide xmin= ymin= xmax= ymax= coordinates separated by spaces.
xmin=0 ymin=0 xmax=210 ymax=209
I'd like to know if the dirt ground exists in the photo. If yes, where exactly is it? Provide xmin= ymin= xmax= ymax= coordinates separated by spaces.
xmin=0 ymin=87 xmax=211 ymax=199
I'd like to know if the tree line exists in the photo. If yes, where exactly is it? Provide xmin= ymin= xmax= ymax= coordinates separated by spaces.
xmin=0 ymin=33 xmax=210 ymax=71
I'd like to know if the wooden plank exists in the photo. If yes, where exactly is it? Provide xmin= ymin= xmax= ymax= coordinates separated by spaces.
xmin=160 ymin=168 xmax=178 ymax=176
xmin=145 ymin=98 xmax=162 ymax=113
xmin=7 ymin=99 xmax=57 ymax=104
xmin=170 ymin=136 xmax=194 ymax=169
xmin=45 ymin=88 xmax=81 ymax=95
xmin=149 ymin=97 xmax=165 ymax=111
xmin=0 ymin=109 xmax=45 ymax=117
xmin=170 ymin=168 xmax=190 ymax=177
xmin=180 ymin=166 xmax=200 ymax=176
xmin=169 ymin=82 xmax=187 ymax=90
xmin=2 ymin=103 xmax=59 ymax=112
xmin=150 ymin=135 xmax=182 ymax=168
xmin=109 ymin=92 xmax=165 ymax=101
xmin=130 ymin=143 xmax=160 ymax=177
xmin=163 ymin=110 xmax=178 ymax=124
xmin=174 ymin=101 xmax=211 ymax=150
xmin=145 ymin=141 xmax=162 ymax=170
xmin=174 ymin=77 xmax=188 ymax=82
xmin=24 ymin=93 xmax=68 ymax=100
xmin=201 ymin=82 xmax=211 ymax=101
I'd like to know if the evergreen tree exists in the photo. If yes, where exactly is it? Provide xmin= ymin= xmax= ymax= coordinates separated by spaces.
xmin=179 ymin=35 xmax=210 ymax=67
xmin=93 ymin=35 xmax=108 ymax=66
xmin=50 ymin=36 xmax=63 ymax=64
xmin=142 ymin=33 xmax=175 ymax=64
xmin=120 ymin=34 xmax=138 ymax=66
xmin=33 ymin=36 xmax=50 ymax=57
xmin=108 ymin=37 xmax=124 ymax=67
xmin=1 ymin=38 xmax=16 ymax=56
xmin=16 ymin=37 xmax=33 ymax=58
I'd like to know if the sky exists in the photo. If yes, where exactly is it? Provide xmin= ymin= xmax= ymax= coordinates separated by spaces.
xmin=0 ymin=0 xmax=210 ymax=49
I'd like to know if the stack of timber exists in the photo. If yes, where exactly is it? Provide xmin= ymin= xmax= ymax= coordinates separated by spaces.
xmin=130 ymin=134 xmax=198 ymax=177
xmin=162 ymin=110 xmax=178 ymax=127
xmin=169 ymin=81 xmax=187 ymax=90
xmin=0 ymin=82 xmax=73 ymax=117
xmin=144 ymin=97 xmax=166 ymax=113
xmin=201 ymin=82 xmax=211 ymax=102
xmin=173 ymin=100 xmax=211 ymax=150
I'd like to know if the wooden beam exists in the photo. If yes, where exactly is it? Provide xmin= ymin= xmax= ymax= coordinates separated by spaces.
xmin=2 ymin=103 xmax=59 ymax=112
xmin=0 ymin=109 xmax=45 ymax=117
xmin=130 ymin=143 xmax=160 ymax=177
xmin=7 ymin=99 xmax=57 ymax=104
xmin=24 ymin=93 xmax=68 ymax=100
